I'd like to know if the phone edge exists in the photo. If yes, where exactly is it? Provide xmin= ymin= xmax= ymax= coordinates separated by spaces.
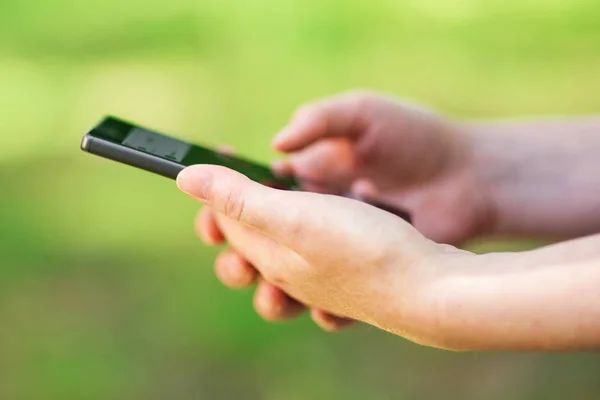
xmin=81 ymin=133 xmax=183 ymax=180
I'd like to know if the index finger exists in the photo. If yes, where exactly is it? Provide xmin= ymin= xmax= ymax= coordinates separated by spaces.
xmin=272 ymin=93 xmax=367 ymax=153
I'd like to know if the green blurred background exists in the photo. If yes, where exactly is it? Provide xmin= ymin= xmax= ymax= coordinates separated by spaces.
xmin=1 ymin=0 xmax=600 ymax=399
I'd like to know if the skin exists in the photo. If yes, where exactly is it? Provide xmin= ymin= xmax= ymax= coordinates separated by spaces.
xmin=178 ymin=91 xmax=600 ymax=351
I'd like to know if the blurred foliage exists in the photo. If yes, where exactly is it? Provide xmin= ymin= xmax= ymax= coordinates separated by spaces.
xmin=1 ymin=0 xmax=599 ymax=399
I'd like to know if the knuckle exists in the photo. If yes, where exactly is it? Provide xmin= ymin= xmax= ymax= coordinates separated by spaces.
xmin=293 ymin=103 xmax=319 ymax=122
xmin=350 ymin=91 xmax=377 ymax=113
xmin=345 ymin=89 xmax=375 ymax=104
xmin=222 ymin=187 xmax=246 ymax=222
xmin=194 ymin=210 xmax=205 ymax=235
xmin=263 ymin=271 xmax=288 ymax=287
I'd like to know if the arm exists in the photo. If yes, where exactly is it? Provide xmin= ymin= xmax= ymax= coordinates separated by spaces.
xmin=179 ymin=164 xmax=600 ymax=352
xmin=271 ymin=93 xmax=600 ymax=243
xmin=469 ymin=117 xmax=600 ymax=239
xmin=425 ymin=234 xmax=600 ymax=351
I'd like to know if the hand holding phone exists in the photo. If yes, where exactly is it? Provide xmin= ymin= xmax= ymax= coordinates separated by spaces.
xmin=81 ymin=116 xmax=412 ymax=222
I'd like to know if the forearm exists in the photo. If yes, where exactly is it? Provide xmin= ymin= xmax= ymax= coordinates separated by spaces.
xmin=429 ymin=234 xmax=600 ymax=351
xmin=468 ymin=117 xmax=600 ymax=239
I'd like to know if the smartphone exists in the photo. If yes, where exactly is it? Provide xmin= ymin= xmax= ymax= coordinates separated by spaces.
xmin=81 ymin=116 xmax=412 ymax=222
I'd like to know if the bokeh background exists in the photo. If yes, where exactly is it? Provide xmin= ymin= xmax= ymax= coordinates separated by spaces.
xmin=1 ymin=0 xmax=600 ymax=399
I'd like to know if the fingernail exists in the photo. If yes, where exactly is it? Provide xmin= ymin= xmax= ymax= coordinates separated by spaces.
xmin=176 ymin=167 xmax=213 ymax=202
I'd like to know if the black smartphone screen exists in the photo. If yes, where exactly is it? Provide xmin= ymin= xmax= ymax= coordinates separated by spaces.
xmin=82 ymin=116 xmax=299 ymax=189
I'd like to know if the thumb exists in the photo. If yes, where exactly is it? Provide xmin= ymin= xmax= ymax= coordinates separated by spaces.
xmin=177 ymin=165 xmax=304 ymax=243
xmin=177 ymin=165 xmax=419 ymax=259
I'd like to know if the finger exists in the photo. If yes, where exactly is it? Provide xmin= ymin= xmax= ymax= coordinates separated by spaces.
xmin=178 ymin=165 xmax=330 ymax=250
xmin=271 ymin=159 xmax=294 ymax=178
xmin=253 ymin=280 xmax=307 ymax=321
xmin=178 ymin=165 xmax=301 ymax=243
xmin=288 ymin=139 xmax=357 ymax=193
xmin=272 ymin=93 xmax=367 ymax=152
xmin=215 ymin=248 xmax=258 ymax=289
xmin=310 ymin=309 xmax=356 ymax=332
xmin=349 ymin=178 xmax=379 ymax=201
xmin=213 ymin=212 xmax=290 ymax=283
xmin=216 ymin=145 xmax=236 ymax=156
xmin=272 ymin=158 xmax=333 ymax=194
xmin=196 ymin=208 xmax=226 ymax=245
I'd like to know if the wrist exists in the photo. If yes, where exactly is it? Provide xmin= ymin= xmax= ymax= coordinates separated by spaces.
xmin=463 ymin=122 xmax=523 ymax=237
xmin=464 ymin=118 xmax=600 ymax=238
xmin=408 ymin=249 xmax=508 ymax=351
xmin=417 ymin=245 xmax=600 ymax=351
xmin=384 ymin=243 xmax=478 ymax=350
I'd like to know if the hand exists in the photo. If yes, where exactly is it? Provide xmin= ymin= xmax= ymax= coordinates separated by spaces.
xmin=195 ymin=146 xmax=358 ymax=331
xmin=178 ymin=165 xmax=464 ymax=346
xmin=272 ymin=91 xmax=492 ymax=245
xmin=194 ymin=91 xmax=492 ymax=331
